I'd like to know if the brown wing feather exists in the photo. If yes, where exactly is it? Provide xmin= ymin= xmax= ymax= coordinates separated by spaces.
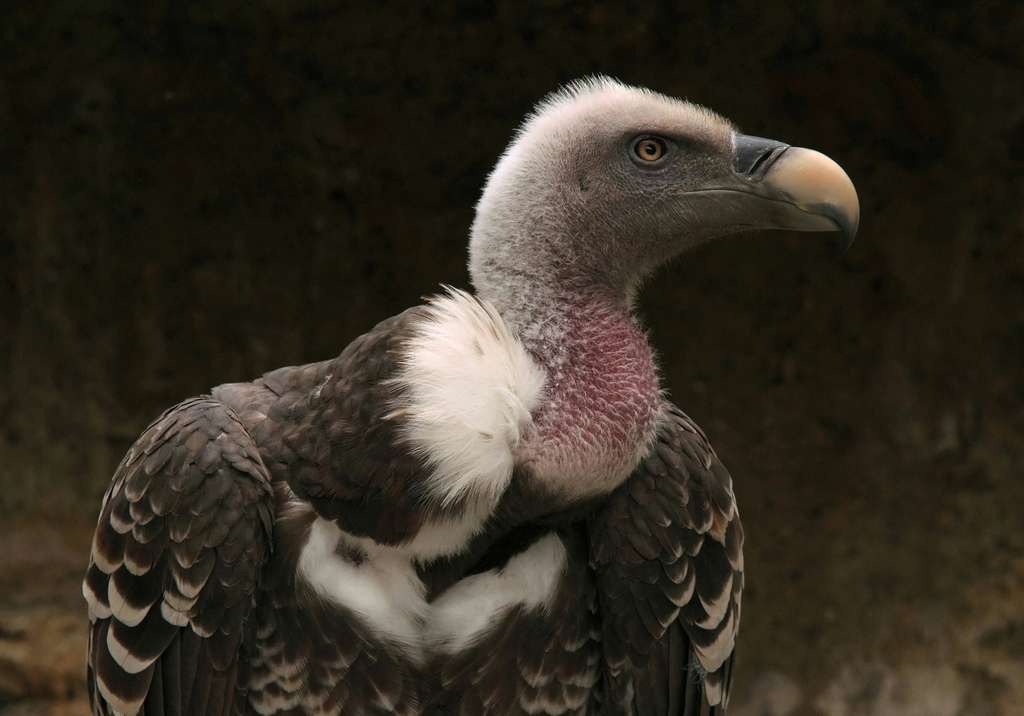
xmin=213 ymin=306 xmax=442 ymax=546
xmin=589 ymin=404 xmax=744 ymax=715
xmin=83 ymin=397 xmax=273 ymax=716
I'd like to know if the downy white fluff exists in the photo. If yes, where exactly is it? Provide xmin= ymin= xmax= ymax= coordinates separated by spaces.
xmin=390 ymin=288 xmax=546 ymax=507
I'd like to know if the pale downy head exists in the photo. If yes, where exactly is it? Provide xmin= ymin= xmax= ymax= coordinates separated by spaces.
xmin=468 ymin=77 xmax=859 ymax=317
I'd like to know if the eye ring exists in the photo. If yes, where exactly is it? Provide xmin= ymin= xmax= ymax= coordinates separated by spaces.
xmin=632 ymin=136 xmax=668 ymax=163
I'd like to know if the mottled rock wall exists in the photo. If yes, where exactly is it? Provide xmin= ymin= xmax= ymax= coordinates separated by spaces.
xmin=2 ymin=2 xmax=1023 ymax=714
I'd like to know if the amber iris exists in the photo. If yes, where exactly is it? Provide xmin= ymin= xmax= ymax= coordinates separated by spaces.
xmin=634 ymin=137 xmax=666 ymax=162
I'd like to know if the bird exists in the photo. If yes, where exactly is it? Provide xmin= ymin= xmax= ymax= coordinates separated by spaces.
xmin=82 ymin=77 xmax=858 ymax=716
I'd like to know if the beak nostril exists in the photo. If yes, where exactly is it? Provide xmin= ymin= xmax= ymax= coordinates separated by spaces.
xmin=745 ymin=148 xmax=777 ymax=178
xmin=745 ymin=146 xmax=782 ymax=178
xmin=733 ymin=134 xmax=790 ymax=179
xmin=743 ymin=146 xmax=789 ymax=180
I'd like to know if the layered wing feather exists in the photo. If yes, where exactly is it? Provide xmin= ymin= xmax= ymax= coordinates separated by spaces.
xmin=215 ymin=308 xmax=436 ymax=547
xmin=83 ymin=397 xmax=274 ymax=715
xmin=589 ymin=405 xmax=744 ymax=715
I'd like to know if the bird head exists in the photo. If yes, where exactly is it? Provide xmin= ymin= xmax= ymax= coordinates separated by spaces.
xmin=469 ymin=77 xmax=859 ymax=308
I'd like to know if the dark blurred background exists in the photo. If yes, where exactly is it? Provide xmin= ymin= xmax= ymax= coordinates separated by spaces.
xmin=1 ymin=2 xmax=1022 ymax=714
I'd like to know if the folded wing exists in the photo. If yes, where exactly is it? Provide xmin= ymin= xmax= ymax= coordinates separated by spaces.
xmin=589 ymin=405 xmax=744 ymax=715
xmin=83 ymin=397 xmax=274 ymax=716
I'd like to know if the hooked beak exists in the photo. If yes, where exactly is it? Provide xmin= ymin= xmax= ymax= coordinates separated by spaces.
xmin=734 ymin=134 xmax=859 ymax=251
xmin=687 ymin=134 xmax=860 ymax=253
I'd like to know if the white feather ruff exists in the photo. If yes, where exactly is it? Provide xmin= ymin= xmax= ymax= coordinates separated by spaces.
xmin=391 ymin=288 xmax=545 ymax=507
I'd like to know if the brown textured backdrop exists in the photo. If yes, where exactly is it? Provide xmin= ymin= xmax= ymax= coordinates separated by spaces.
xmin=2 ymin=2 xmax=1023 ymax=714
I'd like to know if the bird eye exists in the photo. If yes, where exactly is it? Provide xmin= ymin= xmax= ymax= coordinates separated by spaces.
xmin=633 ymin=136 xmax=667 ymax=163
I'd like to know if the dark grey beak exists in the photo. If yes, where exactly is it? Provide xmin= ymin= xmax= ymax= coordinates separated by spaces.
xmin=731 ymin=134 xmax=860 ymax=252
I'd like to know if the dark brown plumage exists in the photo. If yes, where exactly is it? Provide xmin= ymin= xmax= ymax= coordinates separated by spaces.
xmin=84 ymin=397 xmax=273 ymax=715
xmin=85 ymin=312 xmax=741 ymax=715
xmin=426 ymin=528 xmax=602 ymax=715
xmin=215 ymin=307 xmax=442 ymax=545
xmin=590 ymin=407 xmax=743 ymax=714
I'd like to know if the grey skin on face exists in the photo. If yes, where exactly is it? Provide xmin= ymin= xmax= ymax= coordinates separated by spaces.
xmin=470 ymin=77 xmax=860 ymax=344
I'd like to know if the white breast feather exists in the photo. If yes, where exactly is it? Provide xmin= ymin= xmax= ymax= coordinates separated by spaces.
xmin=425 ymin=533 xmax=567 ymax=654
xmin=298 ymin=519 xmax=429 ymax=659
xmin=391 ymin=288 xmax=546 ymax=507
xmin=297 ymin=520 xmax=568 ymax=664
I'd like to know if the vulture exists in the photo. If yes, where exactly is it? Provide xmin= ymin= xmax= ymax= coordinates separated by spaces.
xmin=82 ymin=77 xmax=858 ymax=716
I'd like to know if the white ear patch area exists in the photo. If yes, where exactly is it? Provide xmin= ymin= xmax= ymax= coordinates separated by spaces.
xmin=392 ymin=289 xmax=545 ymax=506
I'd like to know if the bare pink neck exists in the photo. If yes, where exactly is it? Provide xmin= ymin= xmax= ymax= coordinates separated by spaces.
xmin=514 ymin=290 xmax=661 ymax=496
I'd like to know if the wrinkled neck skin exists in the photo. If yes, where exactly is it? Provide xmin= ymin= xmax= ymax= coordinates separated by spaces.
xmin=471 ymin=228 xmax=662 ymax=501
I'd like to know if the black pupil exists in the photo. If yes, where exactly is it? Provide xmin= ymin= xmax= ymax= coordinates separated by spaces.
xmin=642 ymin=141 xmax=659 ymax=158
